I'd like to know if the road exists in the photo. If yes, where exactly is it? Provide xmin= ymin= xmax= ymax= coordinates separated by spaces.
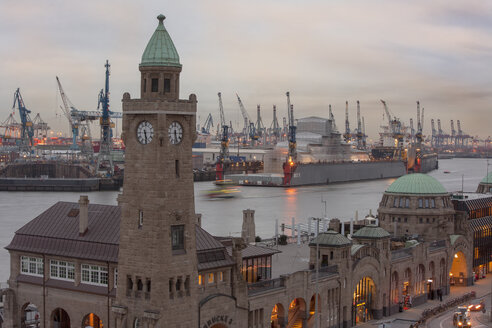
xmin=428 ymin=296 xmax=491 ymax=328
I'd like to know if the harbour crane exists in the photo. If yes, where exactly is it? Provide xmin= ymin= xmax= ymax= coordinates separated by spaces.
xmin=215 ymin=92 xmax=229 ymax=181
xmin=356 ymin=101 xmax=365 ymax=150
xmin=12 ymin=89 xmax=34 ymax=152
xmin=409 ymin=118 xmax=415 ymax=143
xmin=283 ymin=91 xmax=297 ymax=185
xmin=269 ymin=105 xmax=281 ymax=143
xmin=343 ymin=101 xmax=351 ymax=142
xmin=96 ymin=60 xmax=114 ymax=175
xmin=328 ymin=105 xmax=337 ymax=132
xmin=236 ymin=94 xmax=252 ymax=144
xmin=32 ymin=113 xmax=50 ymax=140
xmin=254 ymin=105 xmax=265 ymax=142
xmin=431 ymin=119 xmax=437 ymax=147
xmin=437 ymin=119 xmax=444 ymax=146
xmin=450 ymin=120 xmax=456 ymax=146
xmin=201 ymin=113 xmax=214 ymax=134
xmin=415 ymin=101 xmax=424 ymax=145
xmin=380 ymin=100 xmax=404 ymax=159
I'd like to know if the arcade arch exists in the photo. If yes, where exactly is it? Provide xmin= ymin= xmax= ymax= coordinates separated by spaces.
xmin=270 ymin=303 xmax=285 ymax=328
xmin=288 ymin=298 xmax=306 ymax=327
xmin=450 ymin=251 xmax=468 ymax=286
xmin=82 ymin=313 xmax=103 ymax=328
xmin=352 ymin=276 xmax=376 ymax=325
xmin=51 ymin=308 xmax=70 ymax=328
xmin=21 ymin=302 xmax=40 ymax=328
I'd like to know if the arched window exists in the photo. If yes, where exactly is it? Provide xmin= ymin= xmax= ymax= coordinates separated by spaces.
xmin=134 ymin=318 xmax=140 ymax=328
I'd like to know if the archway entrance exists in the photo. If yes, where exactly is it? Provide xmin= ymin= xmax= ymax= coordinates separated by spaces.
xmin=52 ymin=308 xmax=70 ymax=328
xmin=21 ymin=303 xmax=40 ymax=328
xmin=82 ymin=313 xmax=103 ymax=328
xmin=352 ymin=277 xmax=375 ymax=325
xmin=271 ymin=303 xmax=285 ymax=328
xmin=450 ymin=251 xmax=467 ymax=286
xmin=288 ymin=298 xmax=306 ymax=327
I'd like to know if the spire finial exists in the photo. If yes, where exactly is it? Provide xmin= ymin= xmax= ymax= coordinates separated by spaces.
xmin=157 ymin=14 xmax=166 ymax=25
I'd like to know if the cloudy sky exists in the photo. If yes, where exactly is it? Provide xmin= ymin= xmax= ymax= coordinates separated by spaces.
xmin=1 ymin=0 xmax=491 ymax=140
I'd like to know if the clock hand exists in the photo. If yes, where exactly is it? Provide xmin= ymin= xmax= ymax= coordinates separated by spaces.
xmin=144 ymin=130 xmax=147 ymax=143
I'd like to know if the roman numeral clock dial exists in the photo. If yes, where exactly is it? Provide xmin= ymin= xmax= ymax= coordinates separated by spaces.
xmin=168 ymin=121 xmax=183 ymax=145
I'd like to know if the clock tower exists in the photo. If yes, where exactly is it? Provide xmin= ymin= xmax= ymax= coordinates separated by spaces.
xmin=113 ymin=15 xmax=198 ymax=328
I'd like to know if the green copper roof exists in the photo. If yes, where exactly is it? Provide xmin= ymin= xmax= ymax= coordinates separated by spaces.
xmin=386 ymin=173 xmax=447 ymax=195
xmin=310 ymin=230 xmax=351 ymax=247
xmin=353 ymin=225 xmax=390 ymax=239
xmin=140 ymin=14 xmax=182 ymax=68
xmin=481 ymin=172 xmax=492 ymax=184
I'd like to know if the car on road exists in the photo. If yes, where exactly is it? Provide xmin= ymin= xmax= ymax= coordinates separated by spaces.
xmin=468 ymin=299 xmax=486 ymax=312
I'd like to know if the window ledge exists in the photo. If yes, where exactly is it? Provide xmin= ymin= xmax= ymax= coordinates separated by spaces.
xmin=172 ymin=249 xmax=186 ymax=256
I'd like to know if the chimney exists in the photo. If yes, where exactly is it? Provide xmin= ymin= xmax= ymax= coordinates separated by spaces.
xmin=241 ymin=209 xmax=255 ymax=244
xmin=79 ymin=195 xmax=89 ymax=236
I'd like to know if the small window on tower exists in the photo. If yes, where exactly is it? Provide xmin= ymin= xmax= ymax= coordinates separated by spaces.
xmin=151 ymin=78 xmax=158 ymax=92
xmin=175 ymin=160 xmax=180 ymax=178
xmin=138 ymin=210 xmax=143 ymax=229
xmin=164 ymin=78 xmax=171 ymax=93
xmin=171 ymin=225 xmax=185 ymax=251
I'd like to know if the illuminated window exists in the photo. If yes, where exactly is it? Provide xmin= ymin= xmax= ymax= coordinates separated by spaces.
xmin=198 ymin=274 xmax=203 ymax=285
xmin=208 ymin=273 xmax=214 ymax=284
xmin=474 ymin=247 xmax=479 ymax=260
xmin=50 ymin=260 xmax=75 ymax=281
xmin=20 ymin=256 xmax=43 ymax=276
xmin=218 ymin=271 xmax=223 ymax=282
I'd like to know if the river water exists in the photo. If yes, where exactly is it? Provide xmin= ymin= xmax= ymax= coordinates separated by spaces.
xmin=0 ymin=158 xmax=489 ymax=282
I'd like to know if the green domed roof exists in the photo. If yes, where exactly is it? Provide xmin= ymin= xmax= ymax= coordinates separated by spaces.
xmin=353 ymin=225 xmax=390 ymax=239
xmin=310 ymin=230 xmax=351 ymax=247
xmin=481 ymin=172 xmax=492 ymax=184
xmin=386 ymin=173 xmax=447 ymax=195
xmin=140 ymin=15 xmax=182 ymax=68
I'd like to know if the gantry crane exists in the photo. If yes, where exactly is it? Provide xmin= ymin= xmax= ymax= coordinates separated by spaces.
xmin=409 ymin=118 xmax=415 ymax=143
xmin=12 ymin=89 xmax=34 ymax=152
xmin=415 ymin=101 xmax=424 ymax=145
xmin=215 ymin=92 xmax=229 ymax=181
xmin=450 ymin=120 xmax=456 ymax=146
xmin=282 ymin=91 xmax=297 ymax=185
xmin=431 ymin=119 xmax=437 ymax=147
xmin=254 ymin=105 xmax=265 ymax=142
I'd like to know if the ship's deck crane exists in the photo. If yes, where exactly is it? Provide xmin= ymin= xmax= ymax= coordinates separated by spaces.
xmin=201 ymin=113 xmax=214 ymax=134
xmin=12 ymin=89 xmax=34 ymax=152
xmin=283 ymin=91 xmax=297 ymax=185
xmin=343 ymin=101 xmax=351 ymax=142
xmin=216 ymin=92 xmax=229 ymax=181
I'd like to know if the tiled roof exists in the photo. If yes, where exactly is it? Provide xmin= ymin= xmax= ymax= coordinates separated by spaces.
xmin=140 ymin=15 xmax=181 ymax=68
xmin=309 ymin=230 xmax=351 ymax=247
xmin=353 ymin=225 xmax=390 ymax=239
xmin=386 ymin=173 xmax=447 ymax=195
xmin=6 ymin=202 xmax=120 ymax=262
xmin=6 ymin=201 xmax=237 ymax=268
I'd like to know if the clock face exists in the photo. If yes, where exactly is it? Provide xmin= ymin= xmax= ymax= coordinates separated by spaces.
xmin=137 ymin=121 xmax=154 ymax=144
xmin=168 ymin=121 xmax=183 ymax=145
